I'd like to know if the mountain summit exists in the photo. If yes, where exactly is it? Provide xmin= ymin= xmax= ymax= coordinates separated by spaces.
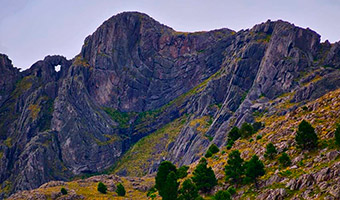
xmin=0 ymin=12 xmax=339 ymax=198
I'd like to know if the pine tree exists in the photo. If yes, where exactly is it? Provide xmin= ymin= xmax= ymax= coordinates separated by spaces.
xmin=278 ymin=153 xmax=291 ymax=167
xmin=295 ymin=120 xmax=318 ymax=150
xmin=213 ymin=190 xmax=231 ymax=200
xmin=244 ymin=155 xmax=265 ymax=189
xmin=155 ymin=161 xmax=177 ymax=197
xmin=192 ymin=158 xmax=217 ymax=193
xmin=97 ymin=182 xmax=107 ymax=194
xmin=224 ymin=150 xmax=244 ymax=185
xmin=228 ymin=127 xmax=241 ymax=141
xmin=335 ymin=125 xmax=340 ymax=147
xmin=178 ymin=179 xmax=199 ymax=200
xmin=177 ymin=165 xmax=189 ymax=179
xmin=240 ymin=123 xmax=254 ymax=138
xmin=116 ymin=183 xmax=126 ymax=196
xmin=162 ymin=171 xmax=179 ymax=200
xmin=264 ymin=142 xmax=277 ymax=159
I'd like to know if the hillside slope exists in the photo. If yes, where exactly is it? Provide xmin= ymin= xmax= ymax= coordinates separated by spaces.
xmin=0 ymin=11 xmax=340 ymax=198
xmin=8 ymin=88 xmax=340 ymax=199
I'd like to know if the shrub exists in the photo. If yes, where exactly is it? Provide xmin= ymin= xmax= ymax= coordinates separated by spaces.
xmin=295 ymin=120 xmax=318 ymax=150
xmin=205 ymin=151 xmax=213 ymax=158
xmin=213 ymin=190 xmax=231 ymax=200
xmin=156 ymin=161 xmax=177 ymax=197
xmin=192 ymin=158 xmax=217 ymax=193
xmin=177 ymin=165 xmax=189 ymax=179
xmin=226 ymin=144 xmax=232 ymax=150
xmin=116 ymin=183 xmax=126 ymax=196
xmin=228 ymin=127 xmax=241 ymax=141
xmin=244 ymin=155 xmax=265 ymax=188
xmin=205 ymin=144 xmax=219 ymax=158
xmin=60 ymin=187 xmax=67 ymax=195
xmin=240 ymin=123 xmax=254 ymax=138
xmin=335 ymin=125 xmax=340 ymax=147
xmin=278 ymin=153 xmax=291 ymax=167
xmin=227 ymin=187 xmax=236 ymax=195
xmin=225 ymin=150 xmax=244 ymax=185
xmin=256 ymin=135 xmax=262 ymax=140
xmin=97 ymin=182 xmax=107 ymax=194
xmin=208 ymin=144 xmax=219 ymax=154
xmin=147 ymin=187 xmax=157 ymax=198
xmin=178 ymin=179 xmax=199 ymax=200
xmin=252 ymin=122 xmax=264 ymax=133
xmin=249 ymin=138 xmax=254 ymax=142
xmin=264 ymin=142 xmax=277 ymax=159
xmin=162 ymin=171 xmax=179 ymax=200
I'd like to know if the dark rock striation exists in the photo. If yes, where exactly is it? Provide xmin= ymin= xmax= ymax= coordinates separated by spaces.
xmin=0 ymin=12 xmax=340 ymax=198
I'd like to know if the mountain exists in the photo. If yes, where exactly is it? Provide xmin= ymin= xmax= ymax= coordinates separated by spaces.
xmin=0 ymin=11 xmax=340 ymax=199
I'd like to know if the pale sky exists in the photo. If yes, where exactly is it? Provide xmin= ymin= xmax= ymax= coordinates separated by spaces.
xmin=0 ymin=0 xmax=339 ymax=70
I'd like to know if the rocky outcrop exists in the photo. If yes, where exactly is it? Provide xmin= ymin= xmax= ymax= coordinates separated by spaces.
xmin=1 ymin=11 xmax=340 ymax=198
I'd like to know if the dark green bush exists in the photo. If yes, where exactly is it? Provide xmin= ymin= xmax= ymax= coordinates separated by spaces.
xmin=240 ymin=123 xmax=254 ymax=138
xmin=295 ymin=120 xmax=318 ymax=150
xmin=264 ymin=142 xmax=277 ymax=159
xmin=213 ymin=190 xmax=231 ymax=200
xmin=252 ymin=122 xmax=264 ymax=133
xmin=155 ymin=161 xmax=177 ymax=198
xmin=162 ymin=171 xmax=179 ymax=200
xmin=178 ymin=179 xmax=199 ymax=200
xmin=227 ymin=187 xmax=236 ymax=195
xmin=278 ymin=153 xmax=291 ymax=167
xmin=205 ymin=151 xmax=213 ymax=158
xmin=116 ymin=183 xmax=126 ymax=196
xmin=97 ymin=182 xmax=107 ymax=194
xmin=192 ymin=158 xmax=217 ymax=193
xmin=256 ymin=135 xmax=262 ymax=140
xmin=228 ymin=127 xmax=241 ymax=141
xmin=208 ymin=144 xmax=219 ymax=154
xmin=60 ymin=187 xmax=67 ymax=195
xmin=244 ymin=155 xmax=265 ymax=188
xmin=225 ymin=150 xmax=244 ymax=185
xmin=335 ymin=125 xmax=340 ymax=147
xmin=177 ymin=165 xmax=189 ymax=179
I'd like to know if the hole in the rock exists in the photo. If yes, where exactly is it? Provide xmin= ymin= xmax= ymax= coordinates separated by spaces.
xmin=54 ymin=65 xmax=61 ymax=72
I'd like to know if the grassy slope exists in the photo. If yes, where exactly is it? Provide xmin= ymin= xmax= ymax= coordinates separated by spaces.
xmin=7 ymin=88 xmax=340 ymax=200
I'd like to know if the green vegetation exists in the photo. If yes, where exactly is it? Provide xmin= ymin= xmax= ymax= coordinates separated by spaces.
xmin=178 ymin=179 xmax=199 ymax=200
xmin=103 ymin=108 xmax=134 ymax=129
xmin=177 ymin=165 xmax=189 ymax=179
xmin=240 ymin=122 xmax=254 ymax=138
xmin=227 ymin=126 xmax=241 ymax=142
xmin=192 ymin=158 xmax=217 ymax=193
xmin=264 ymin=142 xmax=277 ymax=159
xmin=278 ymin=153 xmax=291 ymax=167
xmin=252 ymin=121 xmax=264 ymax=133
xmin=295 ymin=120 xmax=318 ymax=150
xmin=244 ymin=155 xmax=265 ymax=188
xmin=213 ymin=190 xmax=231 ymax=200
xmin=256 ymin=135 xmax=262 ymax=140
xmin=225 ymin=150 xmax=244 ymax=185
xmin=155 ymin=161 xmax=177 ymax=197
xmin=97 ymin=182 xmax=107 ymax=194
xmin=205 ymin=143 xmax=219 ymax=158
xmin=60 ymin=187 xmax=67 ymax=195
xmin=116 ymin=183 xmax=126 ymax=196
xmin=163 ymin=171 xmax=179 ymax=200
xmin=335 ymin=125 xmax=340 ymax=147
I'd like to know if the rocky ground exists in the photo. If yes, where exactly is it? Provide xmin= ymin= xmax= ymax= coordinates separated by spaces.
xmin=7 ymin=88 xmax=340 ymax=200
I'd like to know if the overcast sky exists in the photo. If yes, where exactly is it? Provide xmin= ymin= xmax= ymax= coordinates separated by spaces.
xmin=0 ymin=0 xmax=339 ymax=70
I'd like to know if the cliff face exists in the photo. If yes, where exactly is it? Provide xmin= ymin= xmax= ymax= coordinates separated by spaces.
xmin=0 ymin=12 xmax=339 ymax=198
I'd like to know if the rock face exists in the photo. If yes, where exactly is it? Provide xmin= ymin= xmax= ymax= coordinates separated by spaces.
xmin=0 ymin=12 xmax=340 ymax=198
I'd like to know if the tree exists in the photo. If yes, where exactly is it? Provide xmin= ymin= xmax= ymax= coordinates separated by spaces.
xmin=244 ymin=155 xmax=265 ymax=189
xmin=240 ymin=123 xmax=254 ymax=138
xmin=192 ymin=158 xmax=217 ymax=193
xmin=264 ymin=143 xmax=277 ymax=159
xmin=228 ymin=127 xmax=241 ymax=141
xmin=116 ymin=183 xmax=126 ymax=196
xmin=295 ymin=120 xmax=318 ymax=150
xmin=97 ymin=182 xmax=107 ymax=194
xmin=162 ymin=171 xmax=179 ymax=200
xmin=224 ymin=150 xmax=244 ymax=185
xmin=205 ymin=144 xmax=219 ymax=158
xmin=155 ymin=161 xmax=177 ymax=196
xmin=335 ymin=125 xmax=340 ymax=147
xmin=213 ymin=190 xmax=231 ymax=200
xmin=253 ymin=122 xmax=264 ymax=133
xmin=278 ymin=153 xmax=291 ymax=167
xmin=177 ymin=165 xmax=189 ymax=179
xmin=178 ymin=179 xmax=199 ymax=200
xmin=60 ymin=187 xmax=67 ymax=195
